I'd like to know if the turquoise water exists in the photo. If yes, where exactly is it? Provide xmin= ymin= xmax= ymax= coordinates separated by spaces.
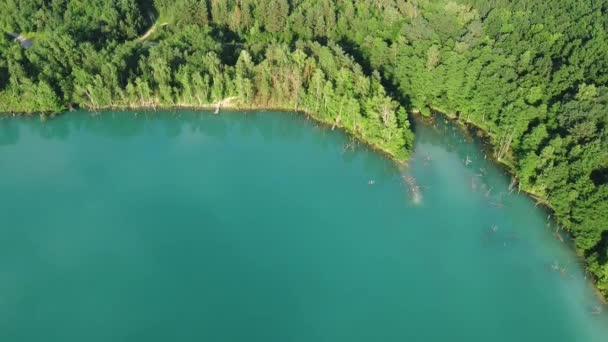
xmin=0 ymin=111 xmax=607 ymax=341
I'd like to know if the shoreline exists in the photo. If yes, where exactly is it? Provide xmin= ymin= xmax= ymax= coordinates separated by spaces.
xmin=413 ymin=107 xmax=556 ymax=211
xmin=3 ymin=102 xmax=606 ymax=303
xmin=1 ymin=100 xmax=408 ymax=165
xmin=413 ymin=107 xmax=607 ymax=304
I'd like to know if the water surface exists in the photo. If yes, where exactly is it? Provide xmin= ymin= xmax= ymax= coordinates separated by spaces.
xmin=0 ymin=111 xmax=607 ymax=341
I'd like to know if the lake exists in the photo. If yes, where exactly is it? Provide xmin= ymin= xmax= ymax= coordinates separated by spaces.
xmin=0 ymin=110 xmax=607 ymax=341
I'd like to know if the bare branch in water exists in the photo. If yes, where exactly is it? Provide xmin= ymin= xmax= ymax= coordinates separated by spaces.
xmin=489 ymin=201 xmax=504 ymax=208
xmin=485 ymin=186 xmax=493 ymax=197
xmin=590 ymin=306 xmax=602 ymax=315
xmin=553 ymin=226 xmax=564 ymax=243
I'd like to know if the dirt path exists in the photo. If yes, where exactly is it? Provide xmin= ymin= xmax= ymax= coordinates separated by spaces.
xmin=6 ymin=32 xmax=33 ymax=48
xmin=137 ymin=22 xmax=168 ymax=42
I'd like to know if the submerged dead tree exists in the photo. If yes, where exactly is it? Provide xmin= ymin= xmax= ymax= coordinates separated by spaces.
xmin=343 ymin=136 xmax=357 ymax=153
xmin=508 ymin=177 xmax=517 ymax=195
xmin=403 ymin=175 xmax=422 ymax=204
xmin=553 ymin=226 xmax=565 ymax=243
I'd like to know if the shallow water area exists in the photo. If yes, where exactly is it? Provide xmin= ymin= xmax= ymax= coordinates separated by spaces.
xmin=0 ymin=110 xmax=607 ymax=341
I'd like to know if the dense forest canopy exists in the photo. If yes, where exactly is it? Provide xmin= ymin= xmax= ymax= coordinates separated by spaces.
xmin=1 ymin=0 xmax=607 ymax=298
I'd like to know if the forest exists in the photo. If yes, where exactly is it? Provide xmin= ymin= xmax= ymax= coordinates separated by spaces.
xmin=1 ymin=0 xmax=607 ymax=298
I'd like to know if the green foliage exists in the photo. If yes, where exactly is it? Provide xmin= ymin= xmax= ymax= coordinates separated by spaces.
xmin=0 ymin=0 xmax=607 ymax=298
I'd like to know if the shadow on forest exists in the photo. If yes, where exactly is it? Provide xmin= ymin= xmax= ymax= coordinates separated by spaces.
xmin=586 ymin=230 xmax=608 ymax=264
xmin=337 ymin=37 xmax=412 ymax=112
xmin=209 ymin=27 xmax=245 ymax=66
xmin=591 ymin=167 xmax=608 ymax=187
